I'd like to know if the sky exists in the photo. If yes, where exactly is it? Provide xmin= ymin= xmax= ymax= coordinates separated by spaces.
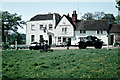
xmin=1 ymin=1 xmax=119 ymax=34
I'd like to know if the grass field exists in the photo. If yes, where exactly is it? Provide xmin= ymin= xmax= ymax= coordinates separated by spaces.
xmin=2 ymin=49 xmax=120 ymax=78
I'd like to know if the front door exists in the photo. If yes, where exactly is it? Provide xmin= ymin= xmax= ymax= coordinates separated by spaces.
xmin=110 ymin=35 xmax=114 ymax=45
xmin=49 ymin=35 xmax=52 ymax=45
xmin=68 ymin=38 xmax=71 ymax=45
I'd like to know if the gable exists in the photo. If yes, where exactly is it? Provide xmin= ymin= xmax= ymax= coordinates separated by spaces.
xmin=54 ymin=16 xmax=74 ymax=37
xmin=55 ymin=15 xmax=74 ymax=29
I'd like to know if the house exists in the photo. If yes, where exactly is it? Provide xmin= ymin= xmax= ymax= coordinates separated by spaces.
xmin=110 ymin=24 xmax=120 ymax=44
xmin=26 ymin=13 xmax=61 ymax=45
xmin=26 ymin=10 xmax=114 ymax=46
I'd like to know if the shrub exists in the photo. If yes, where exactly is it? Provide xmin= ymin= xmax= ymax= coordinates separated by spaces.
xmin=114 ymin=42 xmax=120 ymax=47
xmin=2 ymin=42 xmax=9 ymax=50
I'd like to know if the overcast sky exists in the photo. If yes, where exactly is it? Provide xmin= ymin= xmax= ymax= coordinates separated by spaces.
xmin=1 ymin=0 xmax=118 ymax=34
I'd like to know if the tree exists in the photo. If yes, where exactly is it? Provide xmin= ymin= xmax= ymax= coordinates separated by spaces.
xmin=94 ymin=11 xmax=105 ymax=20
xmin=81 ymin=12 xmax=94 ymax=20
xmin=8 ymin=33 xmax=26 ymax=45
xmin=2 ymin=11 xmax=26 ymax=43
xmin=114 ymin=15 xmax=120 ymax=24
xmin=116 ymin=0 xmax=120 ymax=11
xmin=102 ymin=13 xmax=115 ymax=23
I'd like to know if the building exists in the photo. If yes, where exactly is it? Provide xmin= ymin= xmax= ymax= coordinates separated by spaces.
xmin=26 ymin=13 xmax=61 ymax=45
xmin=110 ymin=24 xmax=120 ymax=44
xmin=26 ymin=10 xmax=115 ymax=46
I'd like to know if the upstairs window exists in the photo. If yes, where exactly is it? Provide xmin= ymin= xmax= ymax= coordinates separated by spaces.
xmin=97 ymin=31 xmax=103 ymax=34
xmin=80 ymin=30 xmax=86 ymax=34
xmin=62 ymin=28 xmax=67 ymax=32
xmin=31 ymin=25 xmax=35 ymax=31
xmin=97 ymin=31 xmax=99 ymax=34
xmin=40 ymin=25 xmax=43 ymax=29
xmin=58 ymin=37 xmax=61 ymax=42
xmin=49 ymin=24 xmax=52 ymax=30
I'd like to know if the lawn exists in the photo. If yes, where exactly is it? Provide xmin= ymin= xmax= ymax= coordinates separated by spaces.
xmin=2 ymin=49 xmax=120 ymax=79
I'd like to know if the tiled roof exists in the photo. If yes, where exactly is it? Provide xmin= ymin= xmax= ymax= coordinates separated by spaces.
xmin=110 ymin=24 xmax=120 ymax=33
xmin=30 ymin=13 xmax=61 ymax=21
xmin=75 ymin=20 xmax=109 ymax=31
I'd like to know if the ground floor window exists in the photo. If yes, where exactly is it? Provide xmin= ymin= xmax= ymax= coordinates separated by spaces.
xmin=40 ymin=35 xmax=43 ymax=42
xmin=31 ymin=35 xmax=35 ymax=42
xmin=58 ymin=37 xmax=61 ymax=42
xmin=63 ymin=37 xmax=66 ymax=42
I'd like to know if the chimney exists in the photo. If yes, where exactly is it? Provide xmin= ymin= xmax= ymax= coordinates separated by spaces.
xmin=67 ymin=13 xmax=69 ymax=17
xmin=72 ymin=10 xmax=77 ymax=22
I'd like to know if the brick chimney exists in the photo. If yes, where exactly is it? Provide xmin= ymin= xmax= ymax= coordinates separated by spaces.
xmin=72 ymin=10 xmax=77 ymax=22
xmin=67 ymin=13 xmax=69 ymax=17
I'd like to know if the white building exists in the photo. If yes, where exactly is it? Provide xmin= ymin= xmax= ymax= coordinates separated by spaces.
xmin=26 ymin=13 xmax=61 ymax=45
xmin=26 ymin=10 xmax=115 ymax=46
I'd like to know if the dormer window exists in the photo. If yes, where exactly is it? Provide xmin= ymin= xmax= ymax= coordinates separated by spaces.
xmin=97 ymin=31 xmax=103 ymax=34
xmin=80 ymin=30 xmax=86 ymax=34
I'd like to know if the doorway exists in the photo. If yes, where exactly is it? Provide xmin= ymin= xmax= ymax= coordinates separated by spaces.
xmin=110 ymin=35 xmax=114 ymax=45
xmin=49 ymin=35 xmax=52 ymax=45
xmin=68 ymin=38 xmax=71 ymax=45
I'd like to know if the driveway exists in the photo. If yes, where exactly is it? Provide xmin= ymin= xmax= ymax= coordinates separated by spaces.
xmin=51 ymin=45 xmax=119 ymax=50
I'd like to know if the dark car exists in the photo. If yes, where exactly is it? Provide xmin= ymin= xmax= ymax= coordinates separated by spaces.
xmin=29 ymin=42 xmax=51 ymax=50
xmin=29 ymin=42 xmax=41 ymax=50
xmin=78 ymin=36 xmax=103 ymax=49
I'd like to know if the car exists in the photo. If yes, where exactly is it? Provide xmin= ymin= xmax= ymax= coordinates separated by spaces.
xmin=29 ymin=42 xmax=41 ymax=50
xmin=78 ymin=36 xmax=103 ymax=49
xmin=29 ymin=42 xmax=50 ymax=50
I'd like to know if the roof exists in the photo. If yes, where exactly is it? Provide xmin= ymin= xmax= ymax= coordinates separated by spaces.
xmin=30 ymin=13 xmax=61 ymax=21
xmin=75 ymin=20 xmax=109 ymax=31
xmin=110 ymin=24 xmax=120 ymax=33
xmin=55 ymin=15 xmax=76 ymax=29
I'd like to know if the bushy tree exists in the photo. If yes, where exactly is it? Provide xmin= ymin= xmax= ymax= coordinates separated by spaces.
xmin=2 ymin=11 xmax=26 ymax=43
xmin=102 ymin=13 xmax=115 ymax=23
xmin=82 ymin=11 xmax=105 ymax=20
xmin=94 ymin=11 xmax=105 ymax=20
xmin=81 ymin=12 xmax=94 ymax=20
xmin=116 ymin=0 xmax=120 ymax=11
xmin=8 ymin=33 xmax=26 ymax=45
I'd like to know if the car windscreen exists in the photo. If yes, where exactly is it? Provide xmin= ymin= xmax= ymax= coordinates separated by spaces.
xmin=31 ymin=44 xmax=36 ymax=46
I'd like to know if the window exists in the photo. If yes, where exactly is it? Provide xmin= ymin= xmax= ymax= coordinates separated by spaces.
xmin=101 ymin=31 xmax=103 ymax=34
xmin=62 ymin=28 xmax=64 ymax=32
xmin=97 ymin=31 xmax=99 ymax=34
xmin=49 ymin=24 xmax=52 ymax=29
xmin=40 ymin=25 xmax=43 ymax=29
xmin=80 ymin=30 xmax=86 ymax=33
xmin=31 ymin=35 xmax=35 ymax=42
xmin=63 ymin=37 xmax=66 ymax=42
xmin=97 ymin=31 xmax=103 ymax=34
xmin=39 ymin=35 xmax=43 ymax=42
xmin=65 ymin=28 xmax=67 ymax=32
xmin=58 ymin=37 xmax=61 ymax=42
xmin=31 ymin=25 xmax=35 ymax=31
xmin=62 ymin=28 xmax=67 ymax=32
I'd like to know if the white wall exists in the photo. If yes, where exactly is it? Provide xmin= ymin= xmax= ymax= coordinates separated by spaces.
xmin=71 ymin=30 xmax=108 ymax=45
xmin=54 ymin=16 xmax=74 ymax=45
xmin=55 ymin=16 xmax=74 ymax=37
xmin=26 ymin=20 xmax=54 ymax=45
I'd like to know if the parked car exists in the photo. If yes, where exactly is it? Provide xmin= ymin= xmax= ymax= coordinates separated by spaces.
xmin=78 ymin=36 xmax=103 ymax=49
xmin=29 ymin=42 xmax=50 ymax=50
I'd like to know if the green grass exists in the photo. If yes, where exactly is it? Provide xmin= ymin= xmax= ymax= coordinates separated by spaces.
xmin=2 ymin=49 xmax=119 ymax=78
